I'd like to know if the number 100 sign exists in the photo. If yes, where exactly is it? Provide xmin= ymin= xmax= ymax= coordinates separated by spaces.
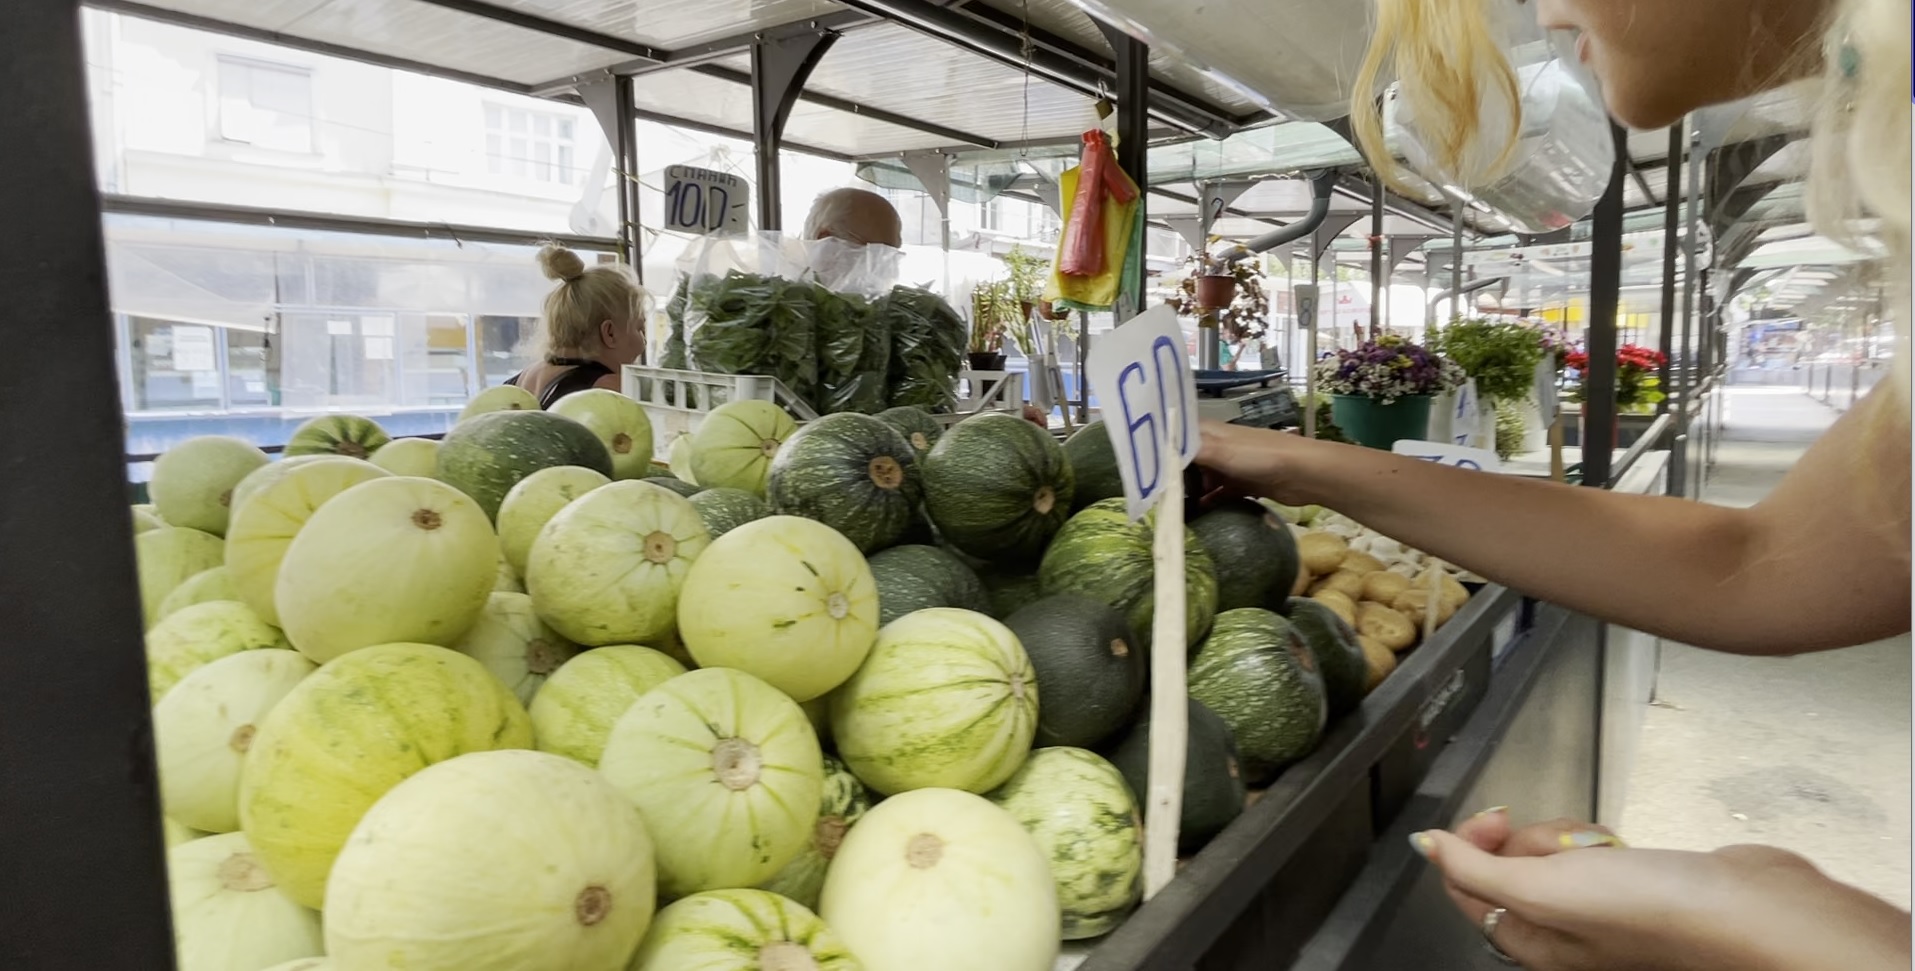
xmin=664 ymin=165 xmax=747 ymax=237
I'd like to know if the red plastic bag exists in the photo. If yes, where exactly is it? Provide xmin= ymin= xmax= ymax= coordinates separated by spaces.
xmin=1059 ymin=130 xmax=1138 ymax=277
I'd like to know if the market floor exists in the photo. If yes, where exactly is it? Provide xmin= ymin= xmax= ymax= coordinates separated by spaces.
xmin=1618 ymin=386 xmax=1913 ymax=908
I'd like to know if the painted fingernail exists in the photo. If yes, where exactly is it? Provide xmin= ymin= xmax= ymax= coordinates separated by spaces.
xmin=1409 ymin=832 xmax=1437 ymax=859
xmin=1559 ymin=830 xmax=1627 ymax=850
xmin=1471 ymin=806 xmax=1510 ymax=819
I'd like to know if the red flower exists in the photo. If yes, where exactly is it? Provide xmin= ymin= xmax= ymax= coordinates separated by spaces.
xmin=1564 ymin=351 xmax=1590 ymax=370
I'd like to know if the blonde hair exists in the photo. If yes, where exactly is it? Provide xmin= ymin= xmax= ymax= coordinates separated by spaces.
xmin=536 ymin=244 xmax=651 ymax=359
xmin=1351 ymin=0 xmax=1522 ymax=191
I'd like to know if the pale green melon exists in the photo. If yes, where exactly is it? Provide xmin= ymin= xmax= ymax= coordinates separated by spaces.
xmin=528 ymin=645 xmax=686 ymax=767
xmin=985 ymin=746 xmax=1143 ymax=939
xmin=156 ymin=566 xmax=236 ymax=622
xmin=451 ymin=592 xmax=579 ymax=705
xmin=459 ymin=384 xmax=540 ymax=422
xmin=274 ymin=477 xmax=498 ymax=664
xmin=163 ymin=816 xmax=210 ymax=849
xmin=525 ymin=481 xmax=709 ymax=647
xmin=550 ymin=388 xmax=655 ymax=481
xmin=630 ymin=889 xmax=859 ymax=971
xmin=137 ymin=526 xmax=227 ymax=629
xmin=258 ymin=960 xmax=332 ymax=971
xmin=145 ymin=601 xmax=290 ymax=704
xmin=169 ymin=831 xmax=324 ymax=971
xmin=324 ymin=750 xmax=656 ymax=971
xmin=496 ymin=465 xmax=611 ymax=576
xmin=667 ymin=433 xmax=697 ymax=485
xmin=758 ymin=755 xmax=872 ymax=910
xmin=150 ymin=436 xmax=271 ymax=537
xmin=224 ymin=457 xmax=390 ymax=626
xmin=494 ymin=555 xmax=525 ymax=593
xmin=155 ymin=649 xmax=315 ymax=833
xmin=238 ymin=643 xmax=533 ymax=909
xmin=369 ymin=437 xmax=441 ymax=478
xmin=228 ymin=456 xmax=330 ymax=518
xmin=132 ymin=507 xmax=166 ymax=535
xmin=688 ymin=400 xmax=797 ymax=495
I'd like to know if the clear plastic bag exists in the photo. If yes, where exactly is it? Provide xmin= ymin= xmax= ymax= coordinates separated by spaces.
xmin=879 ymin=285 xmax=968 ymax=412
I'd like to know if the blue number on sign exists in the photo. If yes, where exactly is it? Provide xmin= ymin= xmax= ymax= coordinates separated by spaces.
xmin=1453 ymin=460 xmax=1482 ymax=471
xmin=1116 ymin=362 xmax=1161 ymax=498
xmin=1113 ymin=335 xmax=1194 ymax=503
xmin=1151 ymin=334 xmax=1194 ymax=455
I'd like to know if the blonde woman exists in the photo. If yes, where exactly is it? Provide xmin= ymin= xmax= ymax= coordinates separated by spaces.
xmin=1195 ymin=0 xmax=1911 ymax=967
xmin=505 ymin=244 xmax=651 ymax=407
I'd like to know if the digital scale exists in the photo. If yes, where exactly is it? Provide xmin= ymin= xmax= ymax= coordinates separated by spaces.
xmin=1192 ymin=369 xmax=1301 ymax=430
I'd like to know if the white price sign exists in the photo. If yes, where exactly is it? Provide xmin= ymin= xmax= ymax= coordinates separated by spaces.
xmin=1391 ymin=439 xmax=1506 ymax=473
xmin=664 ymin=165 xmax=747 ymax=237
xmin=1086 ymin=305 xmax=1200 ymax=520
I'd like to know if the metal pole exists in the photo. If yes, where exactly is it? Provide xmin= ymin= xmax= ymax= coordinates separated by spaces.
xmin=1675 ymin=129 xmax=1702 ymax=496
xmin=1582 ymin=123 xmax=1628 ymax=489
xmin=614 ymin=77 xmax=643 ymax=279
xmin=1655 ymin=123 xmax=1681 ymax=417
xmin=1369 ymin=179 xmax=1385 ymax=337
xmin=750 ymin=34 xmax=836 ymax=232
xmin=1449 ymin=199 xmax=1464 ymax=318
xmin=1110 ymin=27 xmax=1149 ymax=321
xmin=2 ymin=1 xmax=177 ymax=966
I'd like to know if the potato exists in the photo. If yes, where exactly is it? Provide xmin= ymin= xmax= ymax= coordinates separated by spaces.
xmin=1298 ymin=532 xmax=1350 ymax=576
xmin=1358 ymin=635 xmax=1396 ymax=692
xmin=1340 ymin=551 xmax=1386 ymax=575
xmin=1311 ymin=589 xmax=1358 ymax=627
xmin=1357 ymin=602 xmax=1417 ymax=652
xmin=1413 ymin=569 xmax=1471 ymax=611
xmin=1309 ymin=570 xmax=1367 ymax=602
xmin=1360 ymin=571 xmax=1410 ymax=605
xmin=1290 ymin=569 xmax=1315 ymax=598
xmin=1392 ymin=588 xmax=1459 ymax=632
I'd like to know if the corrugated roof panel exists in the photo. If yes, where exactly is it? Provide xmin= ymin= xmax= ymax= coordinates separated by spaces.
xmin=1146 ymin=123 xmax=1360 ymax=185
xmin=630 ymin=65 xmax=953 ymax=156
xmin=478 ymin=0 xmax=847 ymax=50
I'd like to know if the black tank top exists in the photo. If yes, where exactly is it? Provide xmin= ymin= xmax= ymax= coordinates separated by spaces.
xmin=505 ymin=357 xmax=613 ymax=409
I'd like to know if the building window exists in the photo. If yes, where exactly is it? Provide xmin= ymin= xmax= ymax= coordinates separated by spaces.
xmin=484 ymin=105 xmax=578 ymax=185
xmin=217 ymin=57 xmax=315 ymax=153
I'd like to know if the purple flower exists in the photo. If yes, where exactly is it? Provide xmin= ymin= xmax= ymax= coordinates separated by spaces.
xmin=1313 ymin=335 xmax=1466 ymax=404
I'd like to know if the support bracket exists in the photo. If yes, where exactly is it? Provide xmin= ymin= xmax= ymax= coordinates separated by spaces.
xmin=752 ymin=33 xmax=838 ymax=232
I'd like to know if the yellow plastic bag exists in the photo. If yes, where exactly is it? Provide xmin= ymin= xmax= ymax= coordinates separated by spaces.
xmin=1045 ymin=163 xmax=1140 ymax=312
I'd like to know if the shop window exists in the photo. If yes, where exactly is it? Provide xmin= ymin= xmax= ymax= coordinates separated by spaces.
xmin=484 ymin=104 xmax=579 ymax=185
xmin=226 ymin=327 xmax=273 ymax=408
xmin=478 ymin=314 xmax=539 ymax=387
xmin=217 ymin=57 xmax=315 ymax=153
xmin=129 ymin=317 xmax=224 ymax=411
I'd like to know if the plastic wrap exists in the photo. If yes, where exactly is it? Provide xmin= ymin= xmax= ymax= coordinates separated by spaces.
xmin=879 ymin=286 xmax=967 ymax=412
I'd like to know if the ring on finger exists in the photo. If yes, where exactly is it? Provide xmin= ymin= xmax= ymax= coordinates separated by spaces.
xmin=1481 ymin=907 xmax=1522 ymax=966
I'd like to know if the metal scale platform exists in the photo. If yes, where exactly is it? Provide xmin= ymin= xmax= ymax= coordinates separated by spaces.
xmin=1193 ymin=369 xmax=1301 ymax=430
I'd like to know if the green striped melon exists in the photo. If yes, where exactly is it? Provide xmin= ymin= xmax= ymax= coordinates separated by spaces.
xmin=155 ymin=649 xmax=315 ymax=834
xmin=459 ymin=384 xmax=540 ymax=422
xmin=528 ymin=645 xmax=687 ymax=767
xmin=876 ymin=405 xmax=943 ymax=456
xmin=136 ymin=526 xmax=227 ymax=629
xmin=768 ymin=412 xmax=923 ymax=553
xmin=687 ymin=487 xmax=771 ymax=539
xmin=551 ymin=388 xmax=655 ymax=480
xmin=759 ymin=755 xmax=874 ymax=910
xmin=274 ymin=477 xmax=498 ymax=664
xmin=677 ymin=515 xmax=878 ymax=703
xmin=631 ymin=889 xmax=860 ymax=971
xmin=598 ymin=668 xmax=824 ymax=897
xmin=284 ymin=415 xmax=391 ymax=460
xmin=1037 ymin=498 xmax=1219 ymax=653
xmin=367 ymin=437 xmax=441 ymax=478
xmin=168 ymin=831 xmax=324 ymax=971
xmin=1191 ymin=498 xmax=1302 ymax=612
xmin=323 ymin=750 xmax=656 ymax=971
xmin=525 ymin=481 xmax=710 ymax=647
xmin=1187 ymin=608 xmax=1327 ymax=783
xmin=689 ymin=399 xmax=798 ymax=496
xmin=985 ymin=747 xmax=1142 ymax=940
xmin=1284 ymin=597 xmax=1370 ymax=718
xmin=238 ymin=643 xmax=533 ymax=909
xmin=155 ymin=566 xmax=236 ymax=622
xmin=921 ymin=412 xmax=1074 ymax=564
xmin=496 ymin=465 xmax=611 ymax=576
xmin=829 ymin=607 xmax=1038 ymax=795
xmin=867 ymin=545 xmax=990 ymax=626
xmin=451 ymin=592 xmax=580 ymax=705
xmin=146 ymin=600 xmax=291 ymax=704
xmin=150 ymin=435 xmax=271 ymax=536
xmin=224 ymin=457 xmax=390 ymax=627
xmin=1061 ymin=421 xmax=1124 ymax=512
xmin=438 ymin=410 xmax=615 ymax=520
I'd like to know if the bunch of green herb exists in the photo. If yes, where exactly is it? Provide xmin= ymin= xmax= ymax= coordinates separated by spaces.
xmin=1493 ymin=400 xmax=1528 ymax=460
xmin=1427 ymin=318 xmax=1548 ymax=403
xmin=813 ymin=283 xmax=890 ymax=414
xmin=684 ymin=270 xmax=820 ymax=406
xmin=880 ymin=286 xmax=966 ymax=411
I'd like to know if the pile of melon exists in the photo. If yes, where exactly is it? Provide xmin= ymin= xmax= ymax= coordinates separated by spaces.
xmin=133 ymin=393 xmax=1474 ymax=971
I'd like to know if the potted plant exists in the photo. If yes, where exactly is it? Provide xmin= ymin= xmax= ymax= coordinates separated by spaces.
xmin=1564 ymin=343 xmax=1669 ymax=445
xmin=968 ymin=279 xmax=1013 ymax=371
xmin=1314 ymin=335 xmax=1467 ymax=450
xmin=1169 ymin=254 xmax=1273 ymax=371
xmin=1004 ymin=246 xmax=1048 ymax=324
xmin=1427 ymin=318 xmax=1549 ymax=458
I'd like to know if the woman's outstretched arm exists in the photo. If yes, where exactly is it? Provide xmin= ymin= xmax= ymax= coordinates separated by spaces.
xmin=1197 ymin=386 xmax=1911 ymax=654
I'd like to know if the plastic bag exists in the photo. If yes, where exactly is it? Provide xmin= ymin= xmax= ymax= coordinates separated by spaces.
xmin=1046 ymin=159 xmax=1142 ymax=313
xmin=668 ymin=234 xmax=819 ymax=406
xmin=805 ymin=238 xmax=896 ymax=415
xmin=1058 ymin=131 xmax=1138 ymax=278
xmin=879 ymin=286 xmax=967 ymax=412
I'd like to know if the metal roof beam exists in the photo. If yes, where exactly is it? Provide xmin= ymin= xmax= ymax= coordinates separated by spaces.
xmin=692 ymin=65 xmax=1000 ymax=150
xmin=408 ymin=0 xmax=665 ymax=60
xmin=631 ymin=109 xmax=857 ymax=163
xmin=534 ymin=10 xmax=883 ymax=93
xmin=1331 ymin=173 xmax=1456 ymax=235
xmin=101 ymin=194 xmax=622 ymax=249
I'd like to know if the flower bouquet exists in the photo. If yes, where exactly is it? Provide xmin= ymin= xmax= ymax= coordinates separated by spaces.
xmin=1314 ymin=335 xmax=1466 ymax=449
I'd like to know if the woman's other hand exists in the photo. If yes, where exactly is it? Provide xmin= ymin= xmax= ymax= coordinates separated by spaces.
xmin=1195 ymin=419 xmax=1311 ymax=505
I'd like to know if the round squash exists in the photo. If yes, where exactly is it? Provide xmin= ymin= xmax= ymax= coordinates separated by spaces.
xmin=224 ymin=456 xmax=391 ymax=626
xmin=452 ymin=592 xmax=580 ymax=705
xmin=496 ymin=465 xmax=611 ymax=576
xmin=228 ymin=456 xmax=329 ymax=517
xmin=238 ymin=643 xmax=533 ymax=909
xmin=688 ymin=486 xmax=771 ymax=539
xmin=458 ymin=384 xmax=540 ymax=421
xmin=1187 ymin=608 xmax=1328 ymax=783
xmin=438 ymin=410 xmax=616 ymax=520
xmin=526 ymin=480 xmax=710 ymax=647
xmin=876 ymin=404 xmax=943 ymax=456
xmin=164 ymin=816 xmax=210 ymax=849
xmin=137 ymin=525 xmax=228 ymax=629
xmin=666 ymin=432 xmax=698 ymax=484
xmin=921 ymin=412 xmax=1074 ymax=564
xmin=759 ymin=755 xmax=874 ymax=910
xmin=820 ymin=787 xmax=1060 ymax=971
xmin=631 ymin=889 xmax=860 ymax=971
xmin=768 ymin=412 xmax=923 ymax=553
xmin=1060 ymin=420 xmax=1124 ymax=512
xmin=868 ymin=544 xmax=991 ymax=627
xmin=369 ymin=437 xmax=441 ymax=478
xmin=550 ymin=388 xmax=655 ymax=480
xmin=1108 ymin=698 xmax=1245 ymax=854
xmin=677 ymin=515 xmax=878 ymax=702
xmin=150 ymin=435 xmax=271 ymax=536
xmin=642 ymin=475 xmax=701 ymax=497
xmin=985 ymin=747 xmax=1142 ymax=940
xmin=132 ymin=505 xmax=166 ymax=534
xmin=324 ymin=750 xmax=656 ymax=971
xmin=168 ymin=832 xmax=323 ymax=971
xmin=983 ymin=570 xmax=1045 ymax=620
xmin=529 ymin=645 xmax=687 ymax=768
xmin=155 ymin=565 xmax=236 ymax=622
xmin=495 ymin=554 xmax=524 ymax=593
xmin=274 ymin=477 xmax=498 ymax=664
xmin=689 ymin=399 xmax=798 ymax=495
xmin=1284 ymin=597 xmax=1371 ymax=718
xmin=598 ymin=668 xmax=824 ymax=898
xmin=284 ymin=414 xmax=391 ymax=460
xmin=155 ymin=649 xmax=316 ymax=833
xmin=1002 ymin=594 xmax=1142 ymax=750
xmin=1190 ymin=498 xmax=1302 ymax=611
xmin=146 ymin=600 xmax=290 ymax=705
xmin=1037 ymin=499 xmax=1220 ymax=654
xmin=259 ymin=960 xmax=332 ymax=971
xmin=830 ymin=608 xmax=1038 ymax=795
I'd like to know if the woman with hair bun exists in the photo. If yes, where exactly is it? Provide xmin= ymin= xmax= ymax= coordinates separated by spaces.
xmin=1195 ymin=0 xmax=1911 ymax=967
xmin=504 ymin=244 xmax=652 ymax=407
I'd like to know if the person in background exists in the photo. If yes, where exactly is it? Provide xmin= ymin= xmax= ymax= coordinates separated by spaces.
xmin=1198 ymin=0 xmax=1912 ymax=968
xmin=506 ymin=244 xmax=651 ymax=408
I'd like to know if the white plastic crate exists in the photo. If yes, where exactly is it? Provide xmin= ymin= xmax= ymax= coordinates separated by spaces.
xmin=621 ymin=365 xmax=821 ymax=453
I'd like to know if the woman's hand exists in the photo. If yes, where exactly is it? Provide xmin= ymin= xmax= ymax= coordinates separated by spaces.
xmin=1414 ymin=826 xmax=1911 ymax=971
xmin=1194 ymin=419 xmax=1315 ymax=505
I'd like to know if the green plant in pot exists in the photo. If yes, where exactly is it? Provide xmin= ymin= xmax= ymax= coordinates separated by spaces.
xmin=1313 ymin=335 xmax=1466 ymax=450
xmin=1428 ymin=318 xmax=1549 ymax=459
xmin=968 ymin=279 xmax=1014 ymax=370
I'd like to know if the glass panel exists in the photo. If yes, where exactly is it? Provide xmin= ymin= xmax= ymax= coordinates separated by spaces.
xmin=226 ymin=328 xmax=272 ymax=408
xmin=130 ymin=317 xmax=224 ymax=411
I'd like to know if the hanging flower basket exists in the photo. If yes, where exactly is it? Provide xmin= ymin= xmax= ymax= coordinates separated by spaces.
xmin=1195 ymin=274 xmax=1239 ymax=309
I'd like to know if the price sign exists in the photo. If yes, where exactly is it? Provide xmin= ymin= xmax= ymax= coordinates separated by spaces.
xmin=1391 ymin=439 xmax=1506 ymax=473
xmin=664 ymin=165 xmax=747 ymax=237
xmin=1451 ymin=378 xmax=1482 ymax=448
xmin=1086 ymin=305 xmax=1200 ymax=520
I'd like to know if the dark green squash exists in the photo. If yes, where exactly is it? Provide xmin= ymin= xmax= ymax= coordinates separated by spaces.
xmin=982 ymin=570 xmax=1045 ymax=620
xmin=641 ymin=475 xmax=702 ymax=498
xmin=688 ymin=487 xmax=772 ymax=539
xmin=876 ymin=405 xmax=944 ymax=456
xmin=1061 ymin=421 xmax=1124 ymax=512
xmin=1187 ymin=608 xmax=1327 ymax=784
xmin=767 ymin=412 xmax=923 ymax=554
xmin=1190 ymin=499 xmax=1303 ymax=612
xmin=1108 ymin=697 xmax=1246 ymax=854
xmin=436 ymin=410 xmax=614 ymax=520
xmin=1283 ymin=597 xmax=1370 ymax=718
xmin=1037 ymin=498 xmax=1219 ymax=653
xmin=867 ymin=545 xmax=990 ymax=626
xmin=1003 ymin=595 xmax=1143 ymax=749
xmin=921 ymin=412 xmax=1074 ymax=564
